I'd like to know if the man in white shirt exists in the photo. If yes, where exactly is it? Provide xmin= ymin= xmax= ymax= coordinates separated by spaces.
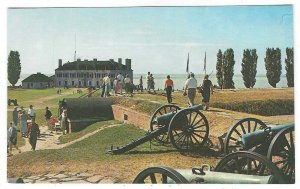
xmin=117 ymin=73 xmax=124 ymax=94
xmin=28 ymin=105 xmax=36 ymax=120
xmin=184 ymin=72 xmax=197 ymax=106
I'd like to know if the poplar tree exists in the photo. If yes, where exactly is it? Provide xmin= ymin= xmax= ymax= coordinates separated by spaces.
xmin=216 ymin=49 xmax=223 ymax=88
xmin=223 ymin=48 xmax=235 ymax=89
xmin=265 ymin=48 xmax=281 ymax=88
xmin=8 ymin=51 xmax=21 ymax=87
xmin=285 ymin=47 xmax=294 ymax=87
xmin=241 ymin=49 xmax=258 ymax=88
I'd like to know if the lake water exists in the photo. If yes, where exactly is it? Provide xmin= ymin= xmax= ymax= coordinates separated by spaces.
xmin=133 ymin=74 xmax=288 ymax=90
xmin=14 ymin=73 xmax=288 ymax=89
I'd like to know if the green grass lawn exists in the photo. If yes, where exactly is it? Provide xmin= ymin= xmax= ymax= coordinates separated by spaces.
xmin=8 ymin=123 xmax=219 ymax=182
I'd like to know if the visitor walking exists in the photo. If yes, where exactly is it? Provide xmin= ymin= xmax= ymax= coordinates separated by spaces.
xmin=28 ymin=105 xmax=36 ymax=120
xmin=113 ymin=77 xmax=119 ymax=95
xmin=124 ymin=74 xmax=131 ymax=97
xmin=29 ymin=118 xmax=40 ymax=151
xmin=59 ymin=110 xmax=68 ymax=135
xmin=101 ymin=75 xmax=107 ymax=97
xmin=164 ymin=75 xmax=174 ymax=103
xmin=104 ymin=75 xmax=111 ymax=97
xmin=183 ymin=72 xmax=197 ymax=106
xmin=201 ymin=74 xmax=214 ymax=110
xmin=45 ymin=107 xmax=52 ymax=126
xmin=146 ymin=72 xmax=151 ymax=92
xmin=139 ymin=75 xmax=143 ymax=92
xmin=117 ymin=73 xmax=124 ymax=95
xmin=19 ymin=109 xmax=28 ymax=137
xmin=12 ymin=107 xmax=19 ymax=126
xmin=150 ymin=74 xmax=155 ymax=92
xmin=7 ymin=122 xmax=21 ymax=155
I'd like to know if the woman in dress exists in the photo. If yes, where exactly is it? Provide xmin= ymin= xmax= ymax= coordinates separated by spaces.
xmin=201 ymin=74 xmax=214 ymax=110
xmin=19 ymin=109 xmax=28 ymax=137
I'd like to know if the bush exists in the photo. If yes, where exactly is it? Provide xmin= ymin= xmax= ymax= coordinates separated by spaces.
xmin=211 ymin=99 xmax=294 ymax=116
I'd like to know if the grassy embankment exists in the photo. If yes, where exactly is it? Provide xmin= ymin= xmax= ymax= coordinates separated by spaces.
xmin=7 ymin=87 xmax=294 ymax=183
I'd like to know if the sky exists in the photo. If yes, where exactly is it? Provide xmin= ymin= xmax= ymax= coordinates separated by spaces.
xmin=7 ymin=6 xmax=293 ymax=75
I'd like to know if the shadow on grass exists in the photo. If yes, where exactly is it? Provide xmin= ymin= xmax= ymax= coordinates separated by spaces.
xmin=179 ymin=146 xmax=220 ymax=158
xmin=125 ymin=149 xmax=179 ymax=155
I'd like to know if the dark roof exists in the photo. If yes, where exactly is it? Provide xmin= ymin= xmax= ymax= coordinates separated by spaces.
xmin=22 ymin=73 xmax=53 ymax=82
xmin=55 ymin=60 xmax=129 ymax=71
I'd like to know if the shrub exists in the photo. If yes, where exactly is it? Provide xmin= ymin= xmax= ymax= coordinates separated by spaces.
xmin=211 ymin=99 xmax=294 ymax=116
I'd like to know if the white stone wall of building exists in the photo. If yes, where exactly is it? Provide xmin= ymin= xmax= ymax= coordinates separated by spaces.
xmin=55 ymin=70 xmax=133 ymax=88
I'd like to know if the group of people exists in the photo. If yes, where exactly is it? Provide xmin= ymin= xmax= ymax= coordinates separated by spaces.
xmin=164 ymin=73 xmax=214 ymax=110
xmin=101 ymin=72 xmax=133 ymax=97
xmin=8 ymin=105 xmax=41 ymax=156
xmin=146 ymin=72 xmax=155 ymax=93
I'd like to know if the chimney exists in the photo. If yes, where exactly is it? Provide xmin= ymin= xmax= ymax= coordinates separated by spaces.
xmin=93 ymin=58 xmax=97 ymax=61
xmin=118 ymin=58 xmax=122 ymax=64
xmin=77 ymin=58 xmax=81 ymax=62
xmin=58 ymin=59 xmax=62 ymax=67
xmin=125 ymin=58 xmax=131 ymax=70
xmin=109 ymin=59 xmax=114 ymax=62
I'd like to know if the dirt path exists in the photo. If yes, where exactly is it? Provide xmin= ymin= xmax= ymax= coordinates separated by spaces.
xmin=9 ymin=123 xmax=122 ymax=155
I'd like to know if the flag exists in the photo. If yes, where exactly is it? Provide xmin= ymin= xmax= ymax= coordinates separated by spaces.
xmin=203 ymin=51 xmax=207 ymax=75
xmin=186 ymin=53 xmax=189 ymax=73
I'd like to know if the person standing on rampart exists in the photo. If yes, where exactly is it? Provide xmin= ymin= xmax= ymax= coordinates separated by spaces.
xmin=165 ymin=75 xmax=174 ymax=103
xmin=29 ymin=118 xmax=40 ymax=151
xmin=201 ymin=74 xmax=214 ymax=110
xmin=183 ymin=72 xmax=197 ymax=106
xmin=117 ymin=72 xmax=124 ymax=95
xmin=28 ymin=105 xmax=36 ymax=120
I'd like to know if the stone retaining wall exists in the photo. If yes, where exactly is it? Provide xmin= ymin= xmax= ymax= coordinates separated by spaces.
xmin=111 ymin=105 xmax=151 ymax=131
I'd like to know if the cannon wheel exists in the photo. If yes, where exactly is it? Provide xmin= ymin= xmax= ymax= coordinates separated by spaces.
xmin=132 ymin=166 xmax=188 ymax=184
xmin=149 ymin=104 xmax=181 ymax=144
xmin=267 ymin=125 xmax=295 ymax=183
xmin=215 ymin=151 xmax=287 ymax=184
xmin=168 ymin=109 xmax=209 ymax=151
xmin=224 ymin=117 xmax=267 ymax=154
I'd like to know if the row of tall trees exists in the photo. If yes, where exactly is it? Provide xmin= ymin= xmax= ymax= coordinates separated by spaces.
xmin=216 ymin=47 xmax=294 ymax=89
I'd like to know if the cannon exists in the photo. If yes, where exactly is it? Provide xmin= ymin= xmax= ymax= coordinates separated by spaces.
xmin=58 ymin=98 xmax=114 ymax=132
xmin=133 ymin=151 xmax=288 ymax=184
xmin=223 ymin=118 xmax=295 ymax=183
xmin=108 ymin=104 xmax=209 ymax=154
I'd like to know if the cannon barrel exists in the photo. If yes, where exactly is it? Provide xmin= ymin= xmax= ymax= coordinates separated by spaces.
xmin=240 ymin=123 xmax=294 ymax=149
xmin=167 ymin=169 xmax=275 ymax=184
xmin=155 ymin=104 xmax=203 ymax=125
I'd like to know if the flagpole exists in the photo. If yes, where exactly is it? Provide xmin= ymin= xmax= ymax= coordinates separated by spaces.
xmin=204 ymin=51 xmax=207 ymax=75
xmin=186 ymin=53 xmax=189 ymax=74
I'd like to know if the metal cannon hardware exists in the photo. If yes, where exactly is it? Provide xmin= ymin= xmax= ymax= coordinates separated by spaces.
xmin=108 ymin=104 xmax=209 ymax=154
xmin=133 ymin=151 xmax=288 ymax=184
xmin=239 ymin=123 xmax=294 ymax=150
xmin=223 ymin=118 xmax=295 ymax=183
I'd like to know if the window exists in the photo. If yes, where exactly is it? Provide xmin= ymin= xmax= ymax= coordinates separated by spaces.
xmin=72 ymin=81 xmax=75 ymax=86
xmin=96 ymin=81 xmax=99 ymax=86
xmin=58 ymin=81 xmax=61 ymax=86
xmin=79 ymin=81 xmax=81 ymax=86
xmin=64 ymin=81 xmax=68 ymax=86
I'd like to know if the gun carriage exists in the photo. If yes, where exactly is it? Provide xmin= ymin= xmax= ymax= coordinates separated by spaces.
xmin=133 ymin=151 xmax=288 ymax=184
xmin=223 ymin=118 xmax=295 ymax=183
xmin=108 ymin=104 xmax=209 ymax=154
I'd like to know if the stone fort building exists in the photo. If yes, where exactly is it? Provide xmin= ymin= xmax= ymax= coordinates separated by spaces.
xmin=55 ymin=58 xmax=133 ymax=88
